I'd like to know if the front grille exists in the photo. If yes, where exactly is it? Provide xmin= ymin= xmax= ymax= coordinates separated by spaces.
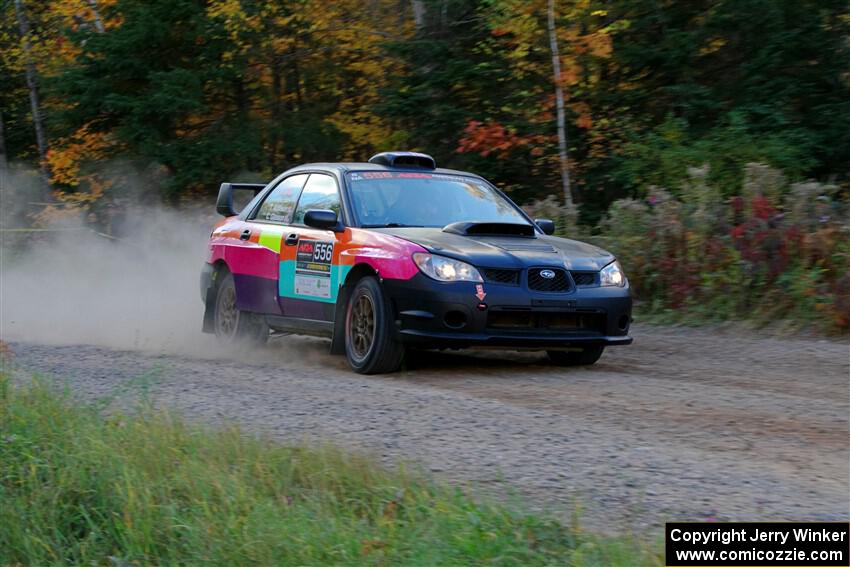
xmin=571 ymin=271 xmax=598 ymax=286
xmin=527 ymin=267 xmax=571 ymax=292
xmin=482 ymin=268 xmax=521 ymax=286
xmin=487 ymin=310 xmax=604 ymax=334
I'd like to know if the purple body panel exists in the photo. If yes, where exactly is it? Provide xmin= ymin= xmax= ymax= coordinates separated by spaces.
xmin=232 ymin=274 xmax=281 ymax=314
xmin=280 ymin=297 xmax=334 ymax=320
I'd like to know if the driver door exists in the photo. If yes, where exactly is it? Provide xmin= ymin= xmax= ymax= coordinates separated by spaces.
xmin=278 ymin=173 xmax=346 ymax=321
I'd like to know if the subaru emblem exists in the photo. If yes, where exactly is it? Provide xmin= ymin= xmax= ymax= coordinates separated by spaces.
xmin=540 ymin=269 xmax=556 ymax=279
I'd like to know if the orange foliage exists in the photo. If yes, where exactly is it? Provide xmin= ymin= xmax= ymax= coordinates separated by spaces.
xmin=456 ymin=120 xmax=548 ymax=158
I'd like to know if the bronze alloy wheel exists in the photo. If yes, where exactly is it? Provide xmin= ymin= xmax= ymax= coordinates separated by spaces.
xmin=212 ymin=271 xmax=269 ymax=346
xmin=347 ymin=293 xmax=376 ymax=362
xmin=214 ymin=279 xmax=240 ymax=340
xmin=343 ymin=277 xmax=405 ymax=374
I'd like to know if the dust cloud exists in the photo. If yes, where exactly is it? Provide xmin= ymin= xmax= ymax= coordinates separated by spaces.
xmin=0 ymin=160 xmax=235 ymax=355
xmin=1 ymin=205 xmax=222 ymax=355
xmin=0 ymin=167 xmax=340 ymax=366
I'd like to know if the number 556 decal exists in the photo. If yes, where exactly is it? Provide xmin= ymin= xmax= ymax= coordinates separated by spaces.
xmin=294 ymin=240 xmax=334 ymax=299
xmin=312 ymin=242 xmax=333 ymax=263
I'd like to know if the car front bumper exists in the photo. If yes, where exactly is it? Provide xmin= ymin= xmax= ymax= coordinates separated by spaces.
xmin=382 ymin=273 xmax=632 ymax=349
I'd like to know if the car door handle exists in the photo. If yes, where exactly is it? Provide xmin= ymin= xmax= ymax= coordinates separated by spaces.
xmin=285 ymin=233 xmax=299 ymax=246
xmin=240 ymin=229 xmax=251 ymax=241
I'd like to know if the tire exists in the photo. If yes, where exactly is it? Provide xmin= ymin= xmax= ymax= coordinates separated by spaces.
xmin=213 ymin=271 xmax=269 ymax=346
xmin=547 ymin=346 xmax=604 ymax=366
xmin=344 ymin=276 xmax=405 ymax=374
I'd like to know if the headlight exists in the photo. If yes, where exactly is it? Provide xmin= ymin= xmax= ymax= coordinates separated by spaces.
xmin=413 ymin=253 xmax=483 ymax=282
xmin=600 ymin=260 xmax=626 ymax=287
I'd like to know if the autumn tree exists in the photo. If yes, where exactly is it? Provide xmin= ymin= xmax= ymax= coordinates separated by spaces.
xmin=1 ymin=0 xmax=845 ymax=221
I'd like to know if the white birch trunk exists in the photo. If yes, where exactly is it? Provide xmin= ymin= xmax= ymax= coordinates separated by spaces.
xmin=14 ymin=0 xmax=51 ymax=195
xmin=0 ymin=111 xmax=8 ymax=191
xmin=411 ymin=0 xmax=426 ymax=29
xmin=86 ymin=0 xmax=106 ymax=33
xmin=547 ymin=0 xmax=574 ymax=210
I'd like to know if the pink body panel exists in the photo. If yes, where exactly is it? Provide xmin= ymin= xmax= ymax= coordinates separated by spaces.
xmin=341 ymin=228 xmax=426 ymax=280
xmin=207 ymin=220 xmax=426 ymax=293
xmin=207 ymin=220 xmax=279 ymax=280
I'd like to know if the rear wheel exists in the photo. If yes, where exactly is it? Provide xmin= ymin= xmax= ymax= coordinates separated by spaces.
xmin=213 ymin=271 xmax=269 ymax=346
xmin=547 ymin=346 xmax=604 ymax=366
xmin=345 ymin=277 xmax=404 ymax=374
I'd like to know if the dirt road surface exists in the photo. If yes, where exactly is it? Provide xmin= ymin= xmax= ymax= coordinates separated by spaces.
xmin=7 ymin=324 xmax=849 ymax=531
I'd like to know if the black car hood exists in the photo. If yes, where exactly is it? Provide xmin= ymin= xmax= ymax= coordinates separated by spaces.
xmin=371 ymin=227 xmax=614 ymax=271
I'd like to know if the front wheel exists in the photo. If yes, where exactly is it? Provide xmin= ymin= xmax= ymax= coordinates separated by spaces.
xmin=213 ymin=271 xmax=269 ymax=346
xmin=345 ymin=277 xmax=405 ymax=374
xmin=547 ymin=346 xmax=604 ymax=366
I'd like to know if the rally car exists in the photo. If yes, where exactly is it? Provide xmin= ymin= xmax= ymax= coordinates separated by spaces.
xmin=201 ymin=151 xmax=632 ymax=374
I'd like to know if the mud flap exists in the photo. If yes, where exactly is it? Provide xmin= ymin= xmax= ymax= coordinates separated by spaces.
xmin=202 ymin=286 xmax=216 ymax=333
xmin=201 ymin=263 xmax=219 ymax=334
xmin=329 ymin=284 xmax=349 ymax=354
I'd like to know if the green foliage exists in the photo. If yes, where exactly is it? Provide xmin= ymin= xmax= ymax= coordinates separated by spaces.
xmin=0 ymin=375 xmax=661 ymax=566
xmin=572 ymin=0 xmax=849 ymax=219
xmin=378 ymin=0 xmax=555 ymax=203
xmin=50 ymin=0 xmax=264 ymax=196
xmin=612 ymin=114 xmax=817 ymax=196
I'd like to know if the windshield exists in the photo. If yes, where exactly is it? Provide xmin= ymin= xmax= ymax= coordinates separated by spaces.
xmin=347 ymin=171 xmax=530 ymax=228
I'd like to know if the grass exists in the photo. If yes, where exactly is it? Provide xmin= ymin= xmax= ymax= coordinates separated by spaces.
xmin=0 ymin=374 xmax=661 ymax=566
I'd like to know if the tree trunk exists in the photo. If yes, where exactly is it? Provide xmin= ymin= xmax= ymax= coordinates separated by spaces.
xmin=14 ymin=0 xmax=51 ymax=196
xmin=269 ymin=61 xmax=283 ymax=171
xmin=547 ymin=0 xmax=574 ymax=210
xmin=86 ymin=0 xmax=106 ymax=33
xmin=0 ymin=111 xmax=8 ymax=190
xmin=411 ymin=0 xmax=426 ymax=29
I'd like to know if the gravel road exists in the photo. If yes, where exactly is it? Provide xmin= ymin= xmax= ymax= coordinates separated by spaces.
xmin=7 ymin=324 xmax=849 ymax=531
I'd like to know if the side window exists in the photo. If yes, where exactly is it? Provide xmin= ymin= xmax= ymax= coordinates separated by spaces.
xmin=292 ymin=174 xmax=341 ymax=225
xmin=254 ymin=174 xmax=309 ymax=223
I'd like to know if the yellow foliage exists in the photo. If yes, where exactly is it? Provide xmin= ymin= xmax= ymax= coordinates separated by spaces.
xmin=586 ymin=31 xmax=612 ymax=58
xmin=304 ymin=0 xmax=413 ymax=156
xmin=699 ymin=38 xmax=727 ymax=56
xmin=47 ymin=125 xmax=113 ymax=188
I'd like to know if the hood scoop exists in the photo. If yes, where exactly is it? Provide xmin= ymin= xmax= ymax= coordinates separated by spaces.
xmin=486 ymin=240 xmax=558 ymax=253
xmin=442 ymin=221 xmax=535 ymax=237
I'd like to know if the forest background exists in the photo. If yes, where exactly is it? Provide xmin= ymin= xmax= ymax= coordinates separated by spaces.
xmin=1 ymin=0 xmax=848 ymax=331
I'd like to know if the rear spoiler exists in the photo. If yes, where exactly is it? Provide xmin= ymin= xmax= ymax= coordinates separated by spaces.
xmin=216 ymin=182 xmax=266 ymax=217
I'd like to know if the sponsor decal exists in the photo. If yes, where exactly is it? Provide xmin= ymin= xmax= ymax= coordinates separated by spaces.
xmin=396 ymin=172 xmax=432 ymax=178
xmin=294 ymin=275 xmax=331 ymax=298
xmin=349 ymin=171 xmax=480 ymax=185
xmin=294 ymin=239 xmax=334 ymax=299
xmin=475 ymin=283 xmax=487 ymax=302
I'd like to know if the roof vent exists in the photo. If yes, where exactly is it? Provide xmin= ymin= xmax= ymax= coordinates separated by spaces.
xmin=368 ymin=151 xmax=436 ymax=169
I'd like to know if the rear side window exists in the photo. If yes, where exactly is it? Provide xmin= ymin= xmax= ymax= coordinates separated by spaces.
xmin=254 ymin=174 xmax=309 ymax=223
xmin=292 ymin=174 xmax=341 ymax=225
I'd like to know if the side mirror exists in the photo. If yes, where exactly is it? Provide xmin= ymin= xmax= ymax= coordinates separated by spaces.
xmin=216 ymin=183 xmax=237 ymax=217
xmin=535 ymin=218 xmax=556 ymax=235
xmin=304 ymin=209 xmax=341 ymax=231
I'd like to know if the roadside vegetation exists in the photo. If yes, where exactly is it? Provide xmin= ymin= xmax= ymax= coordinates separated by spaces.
xmin=0 ymin=374 xmax=661 ymax=566
xmin=527 ymin=163 xmax=850 ymax=334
